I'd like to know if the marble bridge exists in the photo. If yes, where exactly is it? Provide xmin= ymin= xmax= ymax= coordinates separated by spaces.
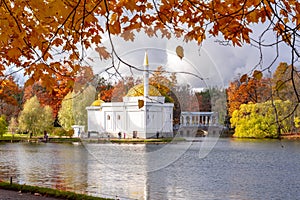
xmin=176 ymin=111 xmax=222 ymax=137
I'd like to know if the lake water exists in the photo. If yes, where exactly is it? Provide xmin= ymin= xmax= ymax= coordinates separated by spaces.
xmin=1 ymin=138 xmax=300 ymax=199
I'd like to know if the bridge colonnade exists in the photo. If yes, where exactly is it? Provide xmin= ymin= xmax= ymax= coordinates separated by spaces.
xmin=180 ymin=112 xmax=219 ymax=127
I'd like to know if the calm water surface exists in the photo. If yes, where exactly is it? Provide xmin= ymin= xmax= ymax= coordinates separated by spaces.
xmin=1 ymin=138 xmax=300 ymax=200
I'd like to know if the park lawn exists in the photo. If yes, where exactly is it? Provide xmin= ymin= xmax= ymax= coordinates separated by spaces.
xmin=0 ymin=133 xmax=29 ymax=141
xmin=0 ymin=133 xmax=80 ymax=143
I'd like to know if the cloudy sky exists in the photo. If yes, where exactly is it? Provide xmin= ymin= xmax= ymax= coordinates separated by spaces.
xmin=85 ymin=28 xmax=293 ymax=89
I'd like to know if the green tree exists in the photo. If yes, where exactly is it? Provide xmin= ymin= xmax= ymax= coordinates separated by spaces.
xmin=73 ymin=85 xmax=96 ymax=130
xmin=18 ymin=96 xmax=54 ymax=137
xmin=0 ymin=115 xmax=7 ymax=137
xmin=231 ymin=100 xmax=293 ymax=138
xmin=40 ymin=105 xmax=54 ymax=133
xmin=209 ymin=88 xmax=227 ymax=125
xmin=195 ymin=90 xmax=211 ymax=112
xmin=8 ymin=117 xmax=18 ymax=134
xmin=58 ymin=92 xmax=75 ymax=131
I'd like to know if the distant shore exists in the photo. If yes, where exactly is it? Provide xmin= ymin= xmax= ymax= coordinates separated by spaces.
xmin=82 ymin=137 xmax=186 ymax=144
xmin=0 ymin=135 xmax=186 ymax=144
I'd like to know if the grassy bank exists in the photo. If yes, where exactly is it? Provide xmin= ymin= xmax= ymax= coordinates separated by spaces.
xmin=0 ymin=134 xmax=28 ymax=142
xmin=0 ymin=133 xmax=81 ymax=143
xmin=0 ymin=181 xmax=111 ymax=200
xmin=0 ymin=133 xmax=186 ymax=144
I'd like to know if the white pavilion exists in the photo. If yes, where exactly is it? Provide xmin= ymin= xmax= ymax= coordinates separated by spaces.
xmin=86 ymin=52 xmax=174 ymax=139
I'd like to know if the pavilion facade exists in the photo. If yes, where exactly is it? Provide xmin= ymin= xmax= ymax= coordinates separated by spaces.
xmin=86 ymin=52 xmax=174 ymax=139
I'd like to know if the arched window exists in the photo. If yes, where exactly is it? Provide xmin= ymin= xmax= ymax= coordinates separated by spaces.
xmin=107 ymin=115 xmax=110 ymax=120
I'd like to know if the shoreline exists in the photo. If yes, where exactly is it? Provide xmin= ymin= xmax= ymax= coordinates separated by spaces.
xmin=82 ymin=137 xmax=186 ymax=144
xmin=0 ymin=136 xmax=186 ymax=144
xmin=280 ymin=133 xmax=300 ymax=139
xmin=0 ymin=181 xmax=111 ymax=200
xmin=2 ymin=134 xmax=300 ymax=144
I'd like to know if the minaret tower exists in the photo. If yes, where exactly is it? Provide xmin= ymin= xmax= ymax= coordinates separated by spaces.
xmin=143 ymin=51 xmax=149 ymax=100
xmin=143 ymin=51 xmax=149 ymax=138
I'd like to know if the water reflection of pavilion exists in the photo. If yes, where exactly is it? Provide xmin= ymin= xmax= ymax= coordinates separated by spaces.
xmin=83 ymin=142 xmax=194 ymax=199
xmin=3 ymin=142 xmax=206 ymax=199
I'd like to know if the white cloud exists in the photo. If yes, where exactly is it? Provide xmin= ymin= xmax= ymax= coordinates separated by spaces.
xmin=86 ymin=30 xmax=293 ymax=88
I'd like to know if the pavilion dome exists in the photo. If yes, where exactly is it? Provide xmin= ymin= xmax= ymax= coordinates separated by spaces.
xmin=126 ymin=83 xmax=162 ymax=97
xmin=91 ymin=99 xmax=105 ymax=106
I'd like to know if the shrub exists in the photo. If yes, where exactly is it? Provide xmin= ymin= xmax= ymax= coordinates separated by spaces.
xmin=52 ymin=127 xmax=67 ymax=137
xmin=231 ymin=100 xmax=293 ymax=138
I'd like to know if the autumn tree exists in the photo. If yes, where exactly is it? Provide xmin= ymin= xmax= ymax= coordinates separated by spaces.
xmin=93 ymin=76 xmax=114 ymax=102
xmin=1 ymin=0 xmax=298 ymax=101
xmin=227 ymin=64 xmax=300 ymax=135
xmin=149 ymin=66 xmax=177 ymax=89
xmin=111 ymin=76 xmax=138 ymax=102
xmin=174 ymin=84 xmax=199 ymax=112
xmin=23 ymin=83 xmax=52 ymax=111
xmin=0 ymin=76 xmax=22 ymax=121
xmin=74 ymin=66 xmax=95 ymax=93
xmin=18 ymin=96 xmax=54 ymax=137
xmin=23 ymin=79 xmax=72 ymax=119
xmin=149 ymin=66 xmax=178 ymax=102
xmin=272 ymin=63 xmax=300 ymax=103
xmin=227 ymin=72 xmax=271 ymax=116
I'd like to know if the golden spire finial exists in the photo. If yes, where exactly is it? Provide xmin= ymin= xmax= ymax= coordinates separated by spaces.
xmin=144 ymin=51 xmax=149 ymax=66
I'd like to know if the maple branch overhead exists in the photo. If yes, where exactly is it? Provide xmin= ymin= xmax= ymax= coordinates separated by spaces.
xmin=0 ymin=0 xmax=298 ymax=100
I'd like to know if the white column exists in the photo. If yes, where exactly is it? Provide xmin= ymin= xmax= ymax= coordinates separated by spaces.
xmin=215 ymin=112 xmax=219 ymax=125
xmin=143 ymin=51 xmax=149 ymax=137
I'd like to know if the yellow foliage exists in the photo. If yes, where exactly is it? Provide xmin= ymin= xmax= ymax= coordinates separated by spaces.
xmin=295 ymin=117 xmax=300 ymax=128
